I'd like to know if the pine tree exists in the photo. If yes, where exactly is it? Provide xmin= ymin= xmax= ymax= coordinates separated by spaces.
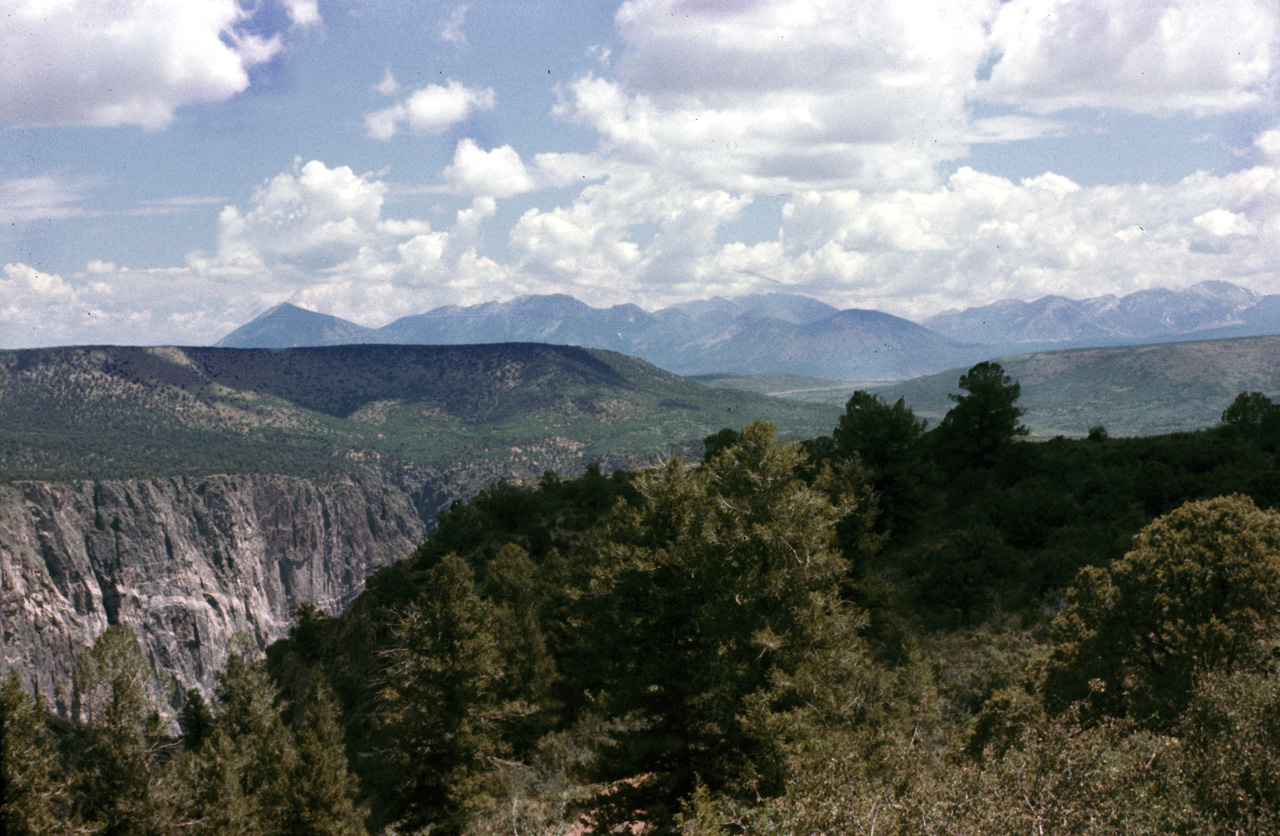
xmin=278 ymin=685 xmax=368 ymax=836
xmin=586 ymin=422 xmax=874 ymax=830
xmin=934 ymin=361 xmax=1028 ymax=472
xmin=2 ymin=672 xmax=68 ymax=835
xmin=69 ymin=625 xmax=175 ymax=836
xmin=371 ymin=554 xmax=521 ymax=835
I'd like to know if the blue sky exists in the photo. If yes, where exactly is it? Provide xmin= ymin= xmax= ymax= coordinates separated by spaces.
xmin=2 ymin=0 xmax=1278 ymax=347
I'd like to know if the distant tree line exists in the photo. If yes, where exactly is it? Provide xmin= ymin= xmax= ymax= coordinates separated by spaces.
xmin=6 ymin=363 xmax=1280 ymax=834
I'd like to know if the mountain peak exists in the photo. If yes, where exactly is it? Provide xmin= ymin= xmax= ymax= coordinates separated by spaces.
xmin=216 ymin=303 xmax=378 ymax=349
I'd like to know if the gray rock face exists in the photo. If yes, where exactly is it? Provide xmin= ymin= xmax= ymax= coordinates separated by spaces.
xmin=0 ymin=473 xmax=428 ymax=709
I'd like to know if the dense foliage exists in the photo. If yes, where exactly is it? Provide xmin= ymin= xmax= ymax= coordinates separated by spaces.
xmin=7 ymin=362 xmax=1280 ymax=835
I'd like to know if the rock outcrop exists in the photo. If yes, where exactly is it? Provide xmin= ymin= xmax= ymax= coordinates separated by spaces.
xmin=0 ymin=472 xmax=429 ymax=708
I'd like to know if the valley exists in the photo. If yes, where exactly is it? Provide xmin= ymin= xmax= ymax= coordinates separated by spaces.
xmin=0 ymin=342 xmax=837 ymax=701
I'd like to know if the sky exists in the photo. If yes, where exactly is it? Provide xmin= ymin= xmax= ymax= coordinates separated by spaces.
xmin=1 ymin=0 xmax=1278 ymax=348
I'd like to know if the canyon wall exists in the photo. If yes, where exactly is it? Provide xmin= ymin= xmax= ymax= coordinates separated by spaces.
xmin=0 ymin=472 xmax=431 ymax=708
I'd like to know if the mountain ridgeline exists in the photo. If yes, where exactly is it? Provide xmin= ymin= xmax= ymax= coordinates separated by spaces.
xmin=0 ymin=342 xmax=837 ymax=482
xmin=218 ymin=280 xmax=1280 ymax=381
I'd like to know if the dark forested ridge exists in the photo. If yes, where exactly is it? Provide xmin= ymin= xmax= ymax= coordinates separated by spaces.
xmin=7 ymin=364 xmax=1280 ymax=835
xmin=0 ymin=343 xmax=837 ymax=482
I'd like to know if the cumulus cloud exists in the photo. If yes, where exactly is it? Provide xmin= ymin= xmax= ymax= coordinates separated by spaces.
xmin=365 ymin=80 xmax=496 ymax=140
xmin=499 ymin=154 xmax=1280 ymax=315
xmin=281 ymin=0 xmax=322 ymax=28
xmin=445 ymin=140 xmax=536 ymax=198
xmin=556 ymin=0 xmax=997 ymax=192
xmin=761 ymin=163 xmax=1280 ymax=316
xmin=1256 ymin=128 xmax=1280 ymax=163
xmin=0 ymin=0 xmax=284 ymax=129
xmin=0 ymin=263 xmax=107 ymax=348
xmin=216 ymin=160 xmax=431 ymax=272
xmin=192 ymin=160 xmax=513 ymax=327
xmin=509 ymin=167 xmax=754 ymax=301
xmin=979 ymin=0 xmax=1279 ymax=115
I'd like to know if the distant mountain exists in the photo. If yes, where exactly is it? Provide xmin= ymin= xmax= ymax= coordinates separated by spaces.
xmin=218 ymin=293 xmax=977 ymax=381
xmin=218 ymin=302 xmax=381 ymax=347
xmin=216 ymin=281 xmax=1280 ymax=381
xmin=923 ymin=281 xmax=1272 ymax=348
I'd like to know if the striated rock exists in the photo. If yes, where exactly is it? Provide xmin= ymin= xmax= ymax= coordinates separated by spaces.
xmin=0 ymin=472 xmax=428 ymax=709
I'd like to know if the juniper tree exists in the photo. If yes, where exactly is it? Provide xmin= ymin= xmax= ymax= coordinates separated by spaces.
xmin=1045 ymin=494 xmax=1280 ymax=728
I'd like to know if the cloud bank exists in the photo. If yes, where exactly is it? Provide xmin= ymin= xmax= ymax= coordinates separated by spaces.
xmin=4 ymin=0 xmax=1279 ymax=348
xmin=0 ymin=0 xmax=296 ymax=129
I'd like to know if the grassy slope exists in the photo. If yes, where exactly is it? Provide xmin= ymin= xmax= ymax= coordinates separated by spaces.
xmin=696 ymin=335 xmax=1280 ymax=438
xmin=0 ymin=344 xmax=838 ymax=481
xmin=880 ymin=336 xmax=1280 ymax=437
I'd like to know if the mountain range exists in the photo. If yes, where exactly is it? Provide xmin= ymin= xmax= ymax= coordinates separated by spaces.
xmin=217 ymin=281 xmax=1280 ymax=381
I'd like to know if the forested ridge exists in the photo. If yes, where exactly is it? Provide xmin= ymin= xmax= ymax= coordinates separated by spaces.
xmin=6 ymin=362 xmax=1280 ymax=835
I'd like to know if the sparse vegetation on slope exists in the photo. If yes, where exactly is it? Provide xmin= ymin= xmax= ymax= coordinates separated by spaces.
xmin=0 ymin=344 xmax=837 ymax=482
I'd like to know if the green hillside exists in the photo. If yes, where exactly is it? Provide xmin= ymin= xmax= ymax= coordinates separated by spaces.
xmin=0 ymin=344 xmax=839 ymax=481
xmin=702 ymin=336 xmax=1280 ymax=438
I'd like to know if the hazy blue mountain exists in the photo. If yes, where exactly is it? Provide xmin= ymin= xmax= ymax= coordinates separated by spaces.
xmin=217 ymin=293 xmax=959 ymax=380
xmin=216 ymin=282 xmax=1280 ymax=381
xmin=217 ymin=302 xmax=381 ymax=348
xmin=667 ymin=308 xmax=978 ymax=381
xmin=923 ymin=280 xmax=1268 ymax=347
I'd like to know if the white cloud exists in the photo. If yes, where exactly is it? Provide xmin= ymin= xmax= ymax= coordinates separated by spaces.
xmin=0 ymin=263 xmax=105 ymax=348
xmin=444 ymin=140 xmax=536 ymax=198
xmin=1256 ymin=128 xmax=1280 ymax=163
xmin=979 ymin=0 xmax=1280 ymax=116
xmin=565 ymin=0 xmax=997 ymax=192
xmin=1194 ymin=209 xmax=1257 ymax=237
xmin=281 ymin=0 xmax=321 ymax=28
xmin=0 ymin=175 xmax=97 ymax=224
xmin=374 ymin=68 xmax=400 ymax=97
xmin=217 ymin=160 xmax=431 ymax=272
xmin=438 ymin=5 xmax=470 ymax=47
xmin=761 ymin=163 xmax=1280 ymax=317
xmin=509 ymin=167 xmax=753 ymax=302
xmin=365 ymin=80 xmax=496 ymax=140
xmin=498 ymin=156 xmax=1280 ymax=315
xmin=0 ymin=0 xmax=283 ymax=129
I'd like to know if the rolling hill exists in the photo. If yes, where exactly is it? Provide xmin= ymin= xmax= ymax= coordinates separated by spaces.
xmin=0 ymin=343 xmax=840 ymax=483
xmin=874 ymin=336 xmax=1280 ymax=438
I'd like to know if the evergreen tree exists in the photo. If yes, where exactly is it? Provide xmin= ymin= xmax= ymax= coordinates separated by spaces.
xmin=178 ymin=689 xmax=214 ymax=751
xmin=371 ymin=554 xmax=520 ymax=835
xmin=934 ymin=361 xmax=1028 ymax=472
xmin=279 ymin=685 xmax=368 ymax=836
xmin=69 ymin=624 xmax=175 ymax=836
xmin=586 ymin=422 xmax=874 ymax=830
xmin=2 ymin=672 xmax=67 ymax=835
xmin=916 ymin=526 xmax=1021 ymax=626
xmin=1221 ymin=391 xmax=1275 ymax=437
xmin=832 ymin=390 xmax=932 ymax=533
xmin=1045 ymin=494 xmax=1280 ymax=728
xmin=176 ymin=643 xmax=317 ymax=836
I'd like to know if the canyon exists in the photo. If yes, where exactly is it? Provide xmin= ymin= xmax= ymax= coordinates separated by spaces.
xmin=0 ymin=471 xmax=444 ymax=706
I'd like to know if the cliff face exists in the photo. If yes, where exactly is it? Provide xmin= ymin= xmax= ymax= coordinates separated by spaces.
xmin=0 ymin=472 xmax=428 ymax=707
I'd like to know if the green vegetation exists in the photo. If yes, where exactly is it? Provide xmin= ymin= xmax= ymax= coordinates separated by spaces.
xmin=705 ymin=334 xmax=1280 ymax=437
xmin=8 ymin=359 xmax=1280 ymax=835
xmin=0 ymin=344 xmax=838 ymax=482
